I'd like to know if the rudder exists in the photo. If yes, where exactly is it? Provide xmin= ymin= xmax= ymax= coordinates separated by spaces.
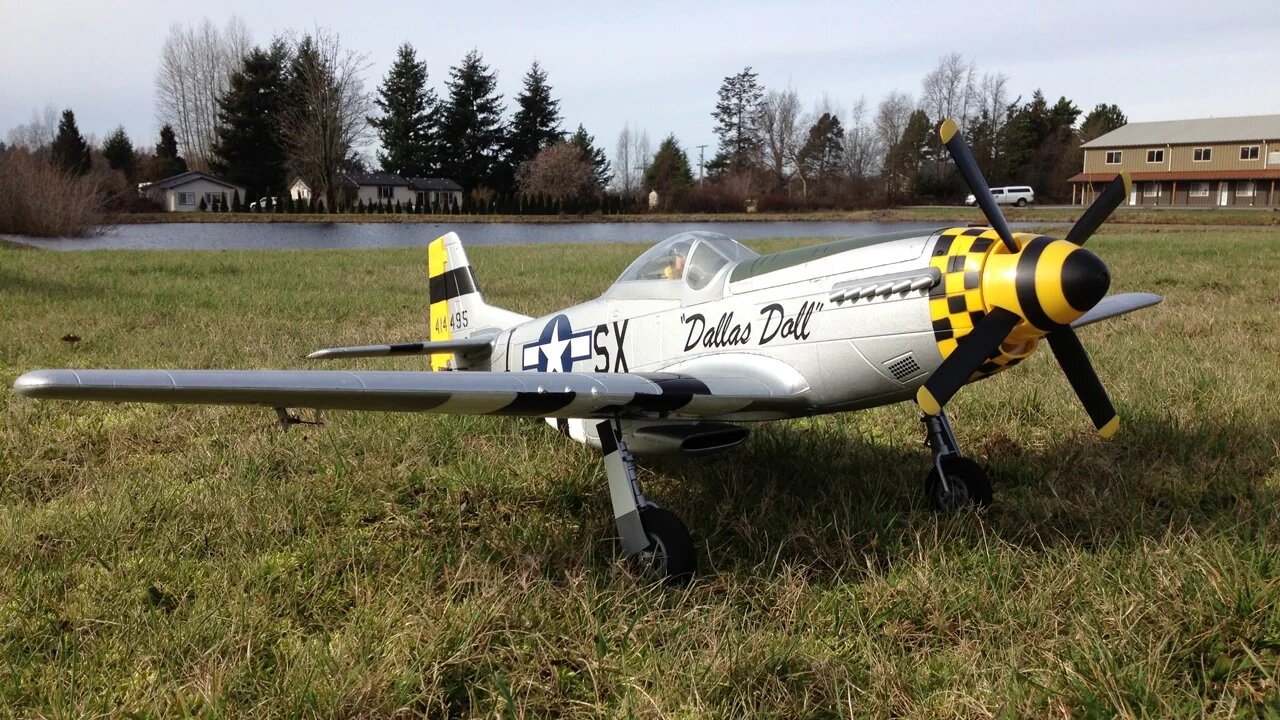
xmin=426 ymin=232 xmax=529 ymax=370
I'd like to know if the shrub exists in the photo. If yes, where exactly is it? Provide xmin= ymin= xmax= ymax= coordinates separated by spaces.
xmin=0 ymin=150 xmax=104 ymax=237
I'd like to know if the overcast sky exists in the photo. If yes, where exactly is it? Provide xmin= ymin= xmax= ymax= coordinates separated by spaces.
xmin=3 ymin=0 xmax=1277 ymax=165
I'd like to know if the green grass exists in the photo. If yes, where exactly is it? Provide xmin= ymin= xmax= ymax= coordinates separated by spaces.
xmin=2 ymin=227 xmax=1279 ymax=717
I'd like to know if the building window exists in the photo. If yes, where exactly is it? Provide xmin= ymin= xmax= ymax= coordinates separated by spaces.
xmin=1189 ymin=182 xmax=1210 ymax=198
xmin=1142 ymin=183 xmax=1161 ymax=198
xmin=1193 ymin=148 xmax=1212 ymax=162
xmin=1240 ymin=145 xmax=1260 ymax=160
xmin=377 ymin=186 xmax=394 ymax=200
xmin=177 ymin=192 xmax=195 ymax=206
xmin=203 ymin=192 xmax=226 ymax=207
xmin=1236 ymin=181 xmax=1256 ymax=197
xmin=1105 ymin=151 xmax=1122 ymax=164
xmin=1146 ymin=149 xmax=1164 ymax=163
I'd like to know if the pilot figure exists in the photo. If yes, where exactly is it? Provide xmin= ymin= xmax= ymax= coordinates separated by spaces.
xmin=662 ymin=250 xmax=686 ymax=280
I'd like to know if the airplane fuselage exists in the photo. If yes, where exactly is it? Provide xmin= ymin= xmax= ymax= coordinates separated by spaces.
xmin=487 ymin=229 xmax=958 ymax=419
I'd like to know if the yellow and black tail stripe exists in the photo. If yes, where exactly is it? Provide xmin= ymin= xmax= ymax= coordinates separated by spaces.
xmin=426 ymin=235 xmax=479 ymax=371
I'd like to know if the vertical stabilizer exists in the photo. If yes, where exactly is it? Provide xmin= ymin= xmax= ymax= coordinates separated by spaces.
xmin=426 ymin=232 xmax=530 ymax=370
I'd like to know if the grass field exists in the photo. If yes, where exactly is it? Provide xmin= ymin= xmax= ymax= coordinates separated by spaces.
xmin=2 ymin=227 xmax=1278 ymax=717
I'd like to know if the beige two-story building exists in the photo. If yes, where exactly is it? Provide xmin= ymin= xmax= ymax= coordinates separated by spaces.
xmin=1069 ymin=114 xmax=1280 ymax=207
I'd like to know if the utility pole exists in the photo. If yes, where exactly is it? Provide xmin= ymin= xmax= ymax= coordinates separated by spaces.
xmin=695 ymin=144 xmax=707 ymax=185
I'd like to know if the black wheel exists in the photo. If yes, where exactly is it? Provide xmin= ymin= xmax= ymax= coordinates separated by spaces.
xmin=636 ymin=506 xmax=696 ymax=585
xmin=924 ymin=457 xmax=993 ymax=512
xmin=1016 ymin=198 xmax=1028 ymax=207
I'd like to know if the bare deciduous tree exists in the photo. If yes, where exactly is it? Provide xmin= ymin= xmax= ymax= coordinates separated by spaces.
xmin=278 ymin=29 xmax=372 ymax=210
xmin=874 ymin=90 xmax=914 ymax=180
xmin=921 ymin=52 xmax=977 ymax=128
xmin=843 ymin=96 xmax=881 ymax=179
xmin=613 ymin=124 xmax=633 ymax=197
xmin=758 ymin=87 xmax=804 ymax=190
xmin=154 ymin=17 xmax=251 ymax=171
xmin=518 ymin=141 xmax=596 ymax=204
xmin=6 ymin=105 xmax=60 ymax=155
xmin=634 ymin=129 xmax=652 ymax=192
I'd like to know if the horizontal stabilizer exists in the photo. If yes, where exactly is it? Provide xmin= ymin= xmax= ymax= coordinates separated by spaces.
xmin=307 ymin=337 xmax=493 ymax=360
xmin=1070 ymin=292 xmax=1162 ymax=329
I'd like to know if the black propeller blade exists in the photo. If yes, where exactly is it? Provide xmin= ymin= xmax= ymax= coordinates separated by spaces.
xmin=918 ymin=307 xmax=1021 ymax=415
xmin=939 ymin=118 xmax=1018 ymax=253
xmin=1046 ymin=328 xmax=1119 ymax=437
xmin=1066 ymin=172 xmax=1132 ymax=246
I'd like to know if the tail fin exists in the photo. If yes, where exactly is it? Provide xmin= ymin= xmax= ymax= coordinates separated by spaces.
xmin=427 ymin=232 xmax=530 ymax=370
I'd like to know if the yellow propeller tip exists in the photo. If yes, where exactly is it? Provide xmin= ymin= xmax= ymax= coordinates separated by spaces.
xmin=938 ymin=118 xmax=959 ymax=144
xmin=1118 ymin=171 xmax=1133 ymax=196
xmin=1098 ymin=416 xmax=1120 ymax=439
xmin=917 ymin=387 xmax=941 ymax=415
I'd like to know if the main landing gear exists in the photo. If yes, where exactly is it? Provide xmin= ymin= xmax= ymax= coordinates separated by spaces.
xmin=921 ymin=409 xmax=993 ymax=511
xmin=597 ymin=420 xmax=696 ymax=585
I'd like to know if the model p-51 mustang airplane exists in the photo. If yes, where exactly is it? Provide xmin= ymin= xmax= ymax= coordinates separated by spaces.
xmin=14 ymin=121 xmax=1159 ymax=583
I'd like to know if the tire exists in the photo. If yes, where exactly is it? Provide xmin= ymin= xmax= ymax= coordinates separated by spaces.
xmin=924 ymin=457 xmax=993 ymax=512
xmin=1016 ymin=198 xmax=1028 ymax=207
xmin=636 ymin=506 xmax=696 ymax=585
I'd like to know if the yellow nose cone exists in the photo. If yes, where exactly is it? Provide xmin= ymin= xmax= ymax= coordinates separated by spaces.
xmin=979 ymin=236 xmax=1111 ymax=331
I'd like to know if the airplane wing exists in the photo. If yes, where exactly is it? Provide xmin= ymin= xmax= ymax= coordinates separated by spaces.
xmin=1070 ymin=292 xmax=1162 ymax=329
xmin=13 ymin=369 xmax=808 ymax=420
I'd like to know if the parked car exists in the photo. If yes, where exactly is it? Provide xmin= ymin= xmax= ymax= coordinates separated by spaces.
xmin=964 ymin=186 xmax=1035 ymax=207
xmin=249 ymin=197 xmax=279 ymax=211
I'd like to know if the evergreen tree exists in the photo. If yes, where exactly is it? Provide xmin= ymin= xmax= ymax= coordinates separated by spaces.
xmin=506 ymin=61 xmax=563 ymax=174
xmin=51 ymin=109 xmax=91 ymax=175
xmin=1001 ymin=91 xmax=1080 ymax=200
xmin=155 ymin=124 xmax=188 ymax=178
xmin=710 ymin=66 xmax=764 ymax=174
xmin=101 ymin=126 xmax=137 ymax=179
xmin=883 ymin=109 xmax=931 ymax=199
xmin=643 ymin=134 xmax=694 ymax=209
xmin=369 ymin=42 xmax=437 ymax=177
xmin=231 ymin=190 xmax=242 ymax=212
xmin=211 ymin=42 xmax=290 ymax=200
xmin=796 ymin=112 xmax=846 ymax=197
xmin=1079 ymin=103 xmax=1127 ymax=143
xmin=438 ymin=50 xmax=507 ymax=192
xmin=568 ymin=124 xmax=611 ymax=192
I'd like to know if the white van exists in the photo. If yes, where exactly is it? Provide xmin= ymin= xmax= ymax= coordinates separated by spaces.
xmin=965 ymin=186 xmax=1035 ymax=207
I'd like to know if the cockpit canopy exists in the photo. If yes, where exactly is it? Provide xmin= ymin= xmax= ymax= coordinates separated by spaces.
xmin=611 ymin=232 xmax=758 ymax=296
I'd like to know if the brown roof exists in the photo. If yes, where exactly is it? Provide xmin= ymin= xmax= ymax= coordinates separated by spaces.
xmin=1069 ymin=170 xmax=1280 ymax=183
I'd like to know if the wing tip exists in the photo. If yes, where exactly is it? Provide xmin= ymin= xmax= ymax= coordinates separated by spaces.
xmin=13 ymin=370 xmax=64 ymax=397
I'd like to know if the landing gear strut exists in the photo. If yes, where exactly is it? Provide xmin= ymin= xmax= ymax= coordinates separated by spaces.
xmin=597 ymin=420 xmax=696 ymax=585
xmin=921 ymin=409 xmax=993 ymax=511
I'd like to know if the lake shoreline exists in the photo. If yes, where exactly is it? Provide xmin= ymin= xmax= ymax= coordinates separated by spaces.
xmin=108 ymin=205 xmax=1280 ymax=226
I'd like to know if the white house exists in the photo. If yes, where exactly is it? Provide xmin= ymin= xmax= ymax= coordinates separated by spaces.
xmin=289 ymin=178 xmax=312 ymax=202
xmin=144 ymin=171 xmax=247 ymax=212
xmin=407 ymin=177 xmax=463 ymax=210
xmin=342 ymin=173 xmax=414 ymax=206
xmin=340 ymin=173 xmax=464 ymax=209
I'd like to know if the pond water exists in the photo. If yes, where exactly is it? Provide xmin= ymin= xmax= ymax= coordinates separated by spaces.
xmin=8 ymin=220 xmax=978 ymax=251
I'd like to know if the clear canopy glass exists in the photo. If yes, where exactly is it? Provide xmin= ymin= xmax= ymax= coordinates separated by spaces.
xmin=613 ymin=232 xmax=758 ymax=288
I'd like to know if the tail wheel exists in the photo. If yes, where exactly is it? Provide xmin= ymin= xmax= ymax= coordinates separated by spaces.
xmin=636 ymin=506 xmax=696 ymax=586
xmin=925 ymin=457 xmax=993 ymax=512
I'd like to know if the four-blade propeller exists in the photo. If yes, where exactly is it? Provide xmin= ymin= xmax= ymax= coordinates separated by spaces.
xmin=918 ymin=119 xmax=1132 ymax=438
